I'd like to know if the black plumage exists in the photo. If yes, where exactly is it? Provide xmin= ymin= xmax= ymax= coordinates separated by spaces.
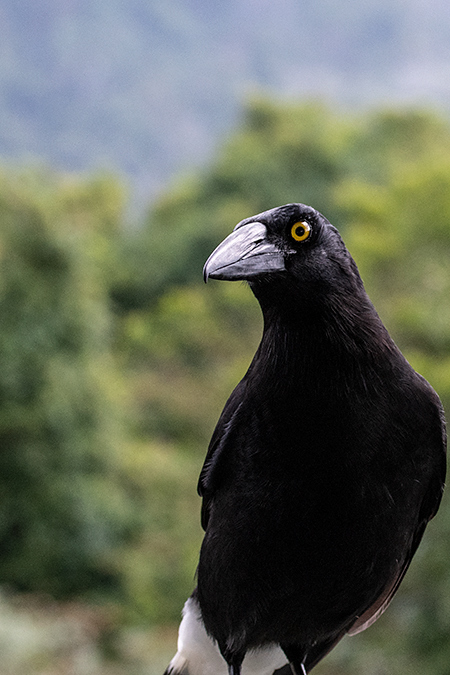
xmin=164 ymin=203 xmax=446 ymax=675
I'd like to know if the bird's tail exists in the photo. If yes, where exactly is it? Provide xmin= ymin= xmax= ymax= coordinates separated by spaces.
xmin=162 ymin=596 xmax=228 ymax=675
xmin=163 ymin=596 xmax=289 ymax=675
xmin=163 ymin=664 xmax=189 ymax=675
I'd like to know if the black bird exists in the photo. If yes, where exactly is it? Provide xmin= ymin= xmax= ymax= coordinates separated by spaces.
xmin=164 ymin=203 xmax=446 ymax=675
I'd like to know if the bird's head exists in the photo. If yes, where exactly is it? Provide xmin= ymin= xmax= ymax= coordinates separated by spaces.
xmin=203 ymin=204 xmax=362 ymax=307
xmin=203 ymin=202 xmax=393 ymax=368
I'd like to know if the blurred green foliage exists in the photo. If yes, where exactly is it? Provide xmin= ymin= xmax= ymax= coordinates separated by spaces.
xmin=1 ymin=99 xmax=450 ymax=674
xmin=0 ymin=168 xmax=132 ymax=597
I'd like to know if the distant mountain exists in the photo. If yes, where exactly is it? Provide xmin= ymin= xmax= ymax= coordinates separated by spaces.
xmin=1 ymin=0 xmax=450 ymax=205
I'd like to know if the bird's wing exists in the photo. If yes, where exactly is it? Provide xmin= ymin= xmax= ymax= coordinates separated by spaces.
xmin=347 ymin=523 xmax=425 ymax=636
xmin=197 ymin=380 xmax=246 ymax=530
xmin=348 ymin=445 xmax=446 ymax=637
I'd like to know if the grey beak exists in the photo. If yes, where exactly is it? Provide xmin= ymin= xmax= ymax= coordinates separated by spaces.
xmin=203 ymin=222 xmax=286 ymax=282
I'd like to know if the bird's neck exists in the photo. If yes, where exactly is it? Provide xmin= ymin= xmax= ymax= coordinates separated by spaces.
xmin=252 ymin=291 xmax=398 ymax=394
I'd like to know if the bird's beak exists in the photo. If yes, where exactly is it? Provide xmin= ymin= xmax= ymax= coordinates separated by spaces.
xmin=203 ymin=222 xmax=286 ymax=282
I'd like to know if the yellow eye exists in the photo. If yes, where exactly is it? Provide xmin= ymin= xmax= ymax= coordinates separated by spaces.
xmin=291 ymin=220 xmax=311 ymax=242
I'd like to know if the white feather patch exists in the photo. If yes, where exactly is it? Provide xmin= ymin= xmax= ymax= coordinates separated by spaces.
xmin=167 ymin=597 xmax=288 ymax=675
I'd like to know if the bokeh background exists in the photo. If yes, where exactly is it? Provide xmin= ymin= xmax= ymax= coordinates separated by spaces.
xmin=1 ymin=1 xmax=450 ymax=673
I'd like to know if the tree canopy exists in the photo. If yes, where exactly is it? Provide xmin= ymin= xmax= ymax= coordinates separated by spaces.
xmin=0 ymin=100 xmax=450 ymax=674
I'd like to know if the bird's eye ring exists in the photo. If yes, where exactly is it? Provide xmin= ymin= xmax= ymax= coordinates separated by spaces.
xmin=291 ymin=221 xmax=311 ymax=242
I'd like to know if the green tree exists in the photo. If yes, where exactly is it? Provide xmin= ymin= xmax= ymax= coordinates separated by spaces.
xmin=0 ymin=168 xmax=131 ymax=597
xmin=2 ymin=100 xmax=449 ymax=675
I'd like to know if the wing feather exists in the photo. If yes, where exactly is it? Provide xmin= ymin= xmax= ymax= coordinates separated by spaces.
xmin=197 ymin=381 xmax=246 ymax=529
xmin=349 ymin=446 xmax=446 ymax=636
